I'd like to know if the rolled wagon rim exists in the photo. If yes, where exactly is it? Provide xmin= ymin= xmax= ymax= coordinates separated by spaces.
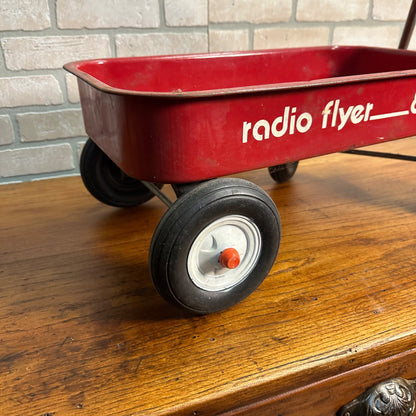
xmin=63 ymin=45 xmax=416 ymax=99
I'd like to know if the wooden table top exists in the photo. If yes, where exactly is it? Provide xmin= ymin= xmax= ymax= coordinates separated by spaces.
xmin=1 ymin=138 xmax=415 ymax=416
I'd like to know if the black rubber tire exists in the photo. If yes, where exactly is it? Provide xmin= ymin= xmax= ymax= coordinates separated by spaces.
xmin=149 ymin=178 xmax=281 ymax=314
xmin=268 ymin=161 xmax=299 ymax=184
xmin=80 ymin=138 xmax=161 ymax=208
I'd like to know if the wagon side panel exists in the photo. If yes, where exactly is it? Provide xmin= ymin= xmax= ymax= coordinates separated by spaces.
xmin=78 ymin=80 xmax=170 ymax=182
xmin=146 ymin=77 xmax=416 ymax=183
xmin=78 ymin=77 xmax=416 ymax=184
xmin=78 ymin=80 xmax=128 ymax=167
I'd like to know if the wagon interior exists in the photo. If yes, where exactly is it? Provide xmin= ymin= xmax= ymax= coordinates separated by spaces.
xmin=75 ymin=46 xmax=416 ymax=94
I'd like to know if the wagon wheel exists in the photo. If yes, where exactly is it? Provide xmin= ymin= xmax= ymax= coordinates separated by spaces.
xmin=268 ymin=161 xmax=299 ymax=184
xmin=149 ymin=178 xmax=281 ymax=314
xmin=80 ymin=138 xmax=162 ymax=208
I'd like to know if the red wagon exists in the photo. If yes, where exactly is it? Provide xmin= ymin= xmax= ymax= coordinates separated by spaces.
xmin=65 ymin=43 xmax=416 ymax=314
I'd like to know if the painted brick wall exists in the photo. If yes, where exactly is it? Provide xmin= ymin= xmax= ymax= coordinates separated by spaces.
xmin=0 ymin=0 xmax=413 ymax=184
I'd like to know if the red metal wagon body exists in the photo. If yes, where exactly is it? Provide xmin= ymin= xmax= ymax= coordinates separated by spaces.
xmin=65 ymin=45 xmax=416 ymax=183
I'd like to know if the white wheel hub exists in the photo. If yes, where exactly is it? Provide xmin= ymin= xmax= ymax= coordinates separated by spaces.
xmin=187 ymin=215 xmax=262 ymax=291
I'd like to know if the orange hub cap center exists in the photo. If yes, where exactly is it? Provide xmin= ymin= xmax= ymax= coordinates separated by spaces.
xmin=219 ymin=248 xmax=241 ymax=269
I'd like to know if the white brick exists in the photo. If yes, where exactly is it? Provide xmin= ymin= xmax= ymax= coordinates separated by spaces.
xmin=17 ymin=110 xmax=86 ymax=142
xmin=254 ymin=27 xmax=330 ymax=49
xmin=116 ymin=33 xmax=208 ymax=57
xmin=0 ymin=144 xmax=74 ymax=178
xmin=165 ymin=0 xmax=208 ymax=26
xmin=209 ymin=0 xmax=292 ymax=23
xmin=209 ymin=30 xmax=249 ymax=52
xmin=297 ymin=0 xmax=369 ymax=21
xmin=77 ymin=140 xmax=87 ymax=161
xmin=0 ymin=116 xmax=14 ymax=146
xmin=408 ymin=36 xmax=416 ymax=50
xmin=0 ymin=76 xmax=63 ymax=108
xmin=66 ymin=74 xmax=80 ymax=103
xmin=0 ymin=0 xmax=50 ymax=31
xmin=1 ymin=35 xmax=111 ymax=71
xmin=373 ymin=0 xmax=411 ymax=20
xmin=333 ymin=26 xmax=402 ymax=47
xmin=56 ymin=0 xmax=159 ymax=29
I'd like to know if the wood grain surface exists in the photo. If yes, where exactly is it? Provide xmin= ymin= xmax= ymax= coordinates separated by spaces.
xmin=1 ymin=138 xmax=415 ymax=416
